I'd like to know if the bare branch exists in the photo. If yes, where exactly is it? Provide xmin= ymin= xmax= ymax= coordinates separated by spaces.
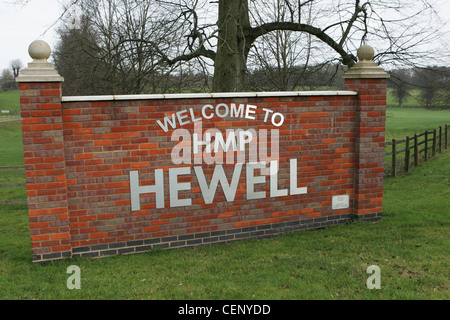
xmin=247 ymin=21 xmax=357 ymax=66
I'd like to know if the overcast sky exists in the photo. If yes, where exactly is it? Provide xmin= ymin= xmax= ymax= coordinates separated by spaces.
xmin=0 ymin=0 xmax=62 ymax=70
xmin=0 ymin=0 xmax=449 ymax=72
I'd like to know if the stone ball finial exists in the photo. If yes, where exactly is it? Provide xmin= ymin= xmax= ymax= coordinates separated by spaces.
xmin=357 ymin=45 xmax=374 ymax=61
xmin=28 ymin=40 xmax=51 ymax=61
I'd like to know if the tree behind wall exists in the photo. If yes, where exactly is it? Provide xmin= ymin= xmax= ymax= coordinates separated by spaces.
xmin=1 ymin=69 xmax=15 ymax=90
xmin=9 ymin=59 xmax=22 ymax=90
xmin=51 ymin=0 xmax=447 ymax=94
xmin=413 ymin=66 xmax=450 ymax=109
xmin=53 ymin=0 xmax=213 ymax=95
xmin=53 ymin=15 xmax=109 ymax=96
xmin=389 ymin=69 xmax=413 ymax=108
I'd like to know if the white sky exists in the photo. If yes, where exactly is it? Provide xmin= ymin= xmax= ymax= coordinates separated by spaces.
xmin=0 ymin=0 xmax=449 ymax=72
xmin=0 ymin=0 xmax=62 ymax=70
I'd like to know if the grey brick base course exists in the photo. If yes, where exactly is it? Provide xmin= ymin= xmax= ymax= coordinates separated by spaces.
xmin=32 ymin=212 xmax=381 ymax=264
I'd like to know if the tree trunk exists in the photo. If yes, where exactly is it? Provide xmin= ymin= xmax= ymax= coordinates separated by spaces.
xmin=212 ymin=0 xmax=251 ymax=92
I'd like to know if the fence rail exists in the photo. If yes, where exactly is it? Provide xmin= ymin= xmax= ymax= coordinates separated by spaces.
xmin=0 ymin=166 xmax=25 ymax=171
xmin=0 ymin=166 xmax=27 ymax=205
xmin=0 ymin=110 xmax=22 ymax=122
xmin=384 ymin=124 xmax=449 ymax=177
xmin=0 ymin=200 xmax=27 ymax=205
xmin=0 ymin=183 xmax=26 ymax=187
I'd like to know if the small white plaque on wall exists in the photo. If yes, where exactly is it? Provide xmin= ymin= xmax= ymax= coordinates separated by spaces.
xmin=332 ymin=195 xmax=349 ymax=210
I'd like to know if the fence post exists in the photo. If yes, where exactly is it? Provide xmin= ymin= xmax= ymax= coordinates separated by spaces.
xmin=439 ymin=126 xmax=442 ymax=153
xmin=446 ymin=125 xmax=448 ymax=149
xmin=424 ymin=130 xmax=428 ymax=161
xmin=405 ymin=136 xmax=410 ymax=173
xmin=432 ymin=129 xmax=436 ymax=156
xmin=392 ymin=139 xmax=396 ymax=177
xmin=414 ymin=133 xmax=419 ymax=167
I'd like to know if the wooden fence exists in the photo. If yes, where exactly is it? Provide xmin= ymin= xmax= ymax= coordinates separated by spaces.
xmin=384 ymin=124 xmax=449 ymax=177
xmin=0 ymin=166 xmax=27 ymax=205
xmin=0 ymin=110 xmax=21 ymax=122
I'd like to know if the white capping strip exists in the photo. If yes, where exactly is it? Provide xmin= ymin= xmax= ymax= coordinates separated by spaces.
xmin=61 ymin=91 xmax=357 ymax=102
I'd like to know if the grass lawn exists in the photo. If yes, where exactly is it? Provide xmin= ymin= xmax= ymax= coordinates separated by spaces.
xmin=387 ymin=88 xmax=423 ymax=108
xmin=383 ymin=107 xmax=449 ymax=174
xmin=0 ymin=150 xmax=448 ymax=300
xmin=0 ymin=91 xmax=23 ymax=166
xmin=0 ymin=89 xmax=449 ymax=300
xmin=385 ymin=107 xmax=450 ymax=142
xmin=0 ymin=90 xmax=20 ymax=112
xmin=0 ymin=120 xmax=24 ymax=167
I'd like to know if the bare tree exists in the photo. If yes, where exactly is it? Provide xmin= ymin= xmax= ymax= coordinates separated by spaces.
xmin=46 ymin=0 xmax=449 ymax=93
xmin=8 ymin=59 xmax=23 ymax=89
xmin=389 ymin=69 xmax=412 ymax=108
xmin=53 ymin=13 xmax=108 ymax=95
xmin=10 ymin=59 xmax=22 ymax=78
xmin=246 ymin=0 xmax=313 ymax=90
xmin=414 ymin=66 xmax=450 ymax=109
xmin=142 ymin=0 xmax=448 ymax=92
xmin=1 ymin=69 xmax=15 ymax=90
xmin=54 ymin=0 xmax=187 ymax=94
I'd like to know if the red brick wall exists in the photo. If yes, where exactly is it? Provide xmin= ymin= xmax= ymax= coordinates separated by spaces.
xmin=19 ymin=82 xmax=71 ymax=261
xmin=344 ymin=79 xmax=387 ymax=217
xmin=19 ymin=87 xmax=386 ymax=263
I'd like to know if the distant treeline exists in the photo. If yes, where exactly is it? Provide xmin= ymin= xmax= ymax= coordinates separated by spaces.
xmin=388 ymin=67 xmax=450 ymax=109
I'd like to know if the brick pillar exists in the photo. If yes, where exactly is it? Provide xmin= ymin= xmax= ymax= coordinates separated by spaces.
xmin=343 ymin=45 xmax=390 ymax=221
xmin=16 ymin=40 xmax=70 ymax=263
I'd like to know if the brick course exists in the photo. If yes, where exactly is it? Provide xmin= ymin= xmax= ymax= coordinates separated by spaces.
xmin=20 ymin=82 xmax=71 ymax=261
xmin=19 ymin=88 xmax=386 ymax=264
xmin=344 ymin=78 xmax=387 ymax=217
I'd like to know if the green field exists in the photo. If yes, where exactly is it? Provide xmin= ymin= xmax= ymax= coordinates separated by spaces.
xmin=0 ymin=90 xmax=20 ymax=110
xmin=0 ymin=90 xmax=449 ymax=300
xmin=386 ymin=88 xmax=423 ymax=108
xmin=0 ymin=90 xmax=20 ymax=117
xmin=385 ymin=107 xmax=450 ymax=142
xmin=0 ymin=121 xmax=24 ymax=167
xmin=0 ymin=150 xmax=448 ymax=300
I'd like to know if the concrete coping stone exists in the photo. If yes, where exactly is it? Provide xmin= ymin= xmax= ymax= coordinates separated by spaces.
xmin=61 ymin=91 xmax=358 ymax=102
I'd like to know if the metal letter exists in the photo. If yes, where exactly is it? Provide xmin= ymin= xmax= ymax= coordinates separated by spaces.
xmin=230 ymin=103 xmax=245 ymax=118
xmin=246 ymin=162 xmax=267 ymax=200
xmin=239 ymin=130 xmax=253 ymax=151
xmin=215 ymin=103 xmax=230 ymax=118
xmin=130 ymin=170 xmax=164 ymax=211
xmin=201 ymin=105 xmax=214 ymax=119
xmin=290 ymin=159 xmax=307 ymax=195
xmin=271 ymin=112 xmax=285 ymax=127
xmin=176 ymin=109 xmax=190 ymax=126
xmin=245 ymin=104 xmax=257 ymax=120
xmin=270 ymin=161 xmax=288 ymax=197
xmin=194 ymin=164 xmax=242 ymax=204
xmin=193 ymin=132 xmax=211 ymax=154
xmin=214 ymin=130 xmax=237 ymax=153
xmin=169 ymin=167 xmax=192 ymax=208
